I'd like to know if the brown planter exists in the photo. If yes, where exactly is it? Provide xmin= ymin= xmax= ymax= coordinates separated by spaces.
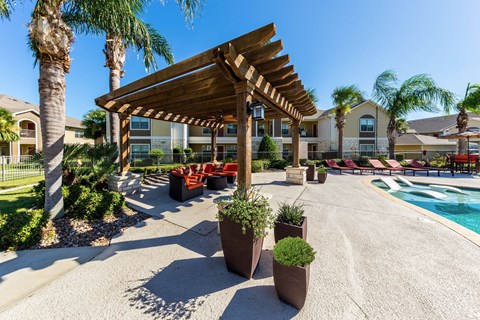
xmin=219 ymin=217 xmax=264 ymax=279
xmin=306 ymin=165 xmax=316 ymax=181
xmin=273 ymin=260 xmax=310 ymax=309
xmin=317 ymin=172 xmax=327 ymax=184
xmin=274 ymin=217 xmax=307 ymax=243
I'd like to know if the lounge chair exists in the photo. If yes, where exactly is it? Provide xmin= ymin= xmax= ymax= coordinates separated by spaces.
xmin=169 ymin=171 xmax=204 ymax=202
xmin=215 ymin=163 xmax=237 ymax=183
xmin=368 ymin=159 xmax=405 ymax=175
xmin=343 ymin=159 xmax=375 ymax=175
xmin=380 ymin=177 xmax=447 ymax=199
xmin=385 ymin=159 xmax=429 ymax=176
xmin=396 ymin=176 xmax=466 ymax=194
xmin=325 ymin=159 xmax=355 ymax=174
xmin=408 ymin=160 xmax=454 ymax=177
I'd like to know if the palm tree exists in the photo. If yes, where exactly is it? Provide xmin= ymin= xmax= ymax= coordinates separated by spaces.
xmin=0 ymin=107 xmax=20 ymax=143
xmin=1 ymin=1 xmax=172 ymax=219
xmin=372 ymin=70 xmax=455 ymax=159
xmin=82 ymin=109 xmax=106 ymax=144
xmin=307 ymin=88 xmax=318 ymax=107
xmin=331 ymin=85 xmax=364 ymax=158
xmin=450 ymin=83 xmax=480 ymax=153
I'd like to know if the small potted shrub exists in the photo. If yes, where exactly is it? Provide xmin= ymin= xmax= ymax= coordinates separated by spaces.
xmin=274 ymin=202 xmax=307 ymax=243
xmin=305 ymin=160 xmax=316 ymax=181
xmin=317 ymin=165 xmax=327 ymax=184
xmin=273 ymin=237 xmax=316 ymax=310
xmin=217 ymin=186 xmax=275 ymax=279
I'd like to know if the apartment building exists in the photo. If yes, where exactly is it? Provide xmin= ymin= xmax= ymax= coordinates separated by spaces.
xmin=0 ymin=95 xmax=94 ymax=157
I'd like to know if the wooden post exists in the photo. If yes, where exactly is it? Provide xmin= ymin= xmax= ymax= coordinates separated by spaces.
xmin=119 ymin=114 xmax=131 ymax=175
xmin=291 ymin=119 xmax=300 ymax=167
xmin=211 ymin=127 xmax=218 ymax=163
xmin=235 ymin=81 xmax=254 ymax=188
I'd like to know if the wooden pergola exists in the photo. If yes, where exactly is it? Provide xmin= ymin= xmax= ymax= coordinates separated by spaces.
xmin=95 ymin=23 xmax=316 ymax=188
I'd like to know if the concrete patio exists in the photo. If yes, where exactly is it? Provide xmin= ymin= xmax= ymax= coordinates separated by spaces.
xmin=0 ymin=171 xmax=479 ymax=319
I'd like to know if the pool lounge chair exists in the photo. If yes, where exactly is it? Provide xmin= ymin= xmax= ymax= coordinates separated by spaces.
xmin=396 ymin=176 xmax=466 ymax=194
xmin=385 ymin=159 xmax=429 ymax=176
xmin=325 ymin=159 xmax=356 ymax=174
xmin=368 ymin=159 xmax=406 ymax=175
xmin=380 ymin=177 xmax=447 ymax=199
xmin=408 ymin=160 xmax=454 ymax=177
xmin=343 ymin=159 xmax=375 ymax=175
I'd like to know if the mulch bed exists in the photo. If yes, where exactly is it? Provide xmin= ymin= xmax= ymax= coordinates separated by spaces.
xmin=33 ymin=207 xmax=150 ymax=249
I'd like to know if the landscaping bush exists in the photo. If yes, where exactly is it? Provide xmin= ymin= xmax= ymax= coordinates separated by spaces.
xmin=270 ymin=159 xmax=290 ymax=169
xmin=172 ymin=147 xmax=184 ymax=163
xmin=276 ymin=203 xmax=305 ymax=226
xmin=130 ymin=164 xmax=182 ymax=175
xmin=252 ymin=160 xmax=265 ymax=173
xmin=0 ymin=209 xmax=48 ymax=251
xmin=395 ymin=154 xmax=405 ymax=162
xmin=183 ymin=147 xmax=195 ymax=163
xmin=273 ymin=237 xmax=316 ymax=267
xmin=149 ymin=149 xmax=164 ymax=166
xmin=224 ymin=156 xmax=235 ymax=163
xmin=258 ymin=134 xmax=279 ymax=160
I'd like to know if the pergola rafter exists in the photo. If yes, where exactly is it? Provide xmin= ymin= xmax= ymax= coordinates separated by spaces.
xmin=95 ymin=23 xmax=317 ymax=185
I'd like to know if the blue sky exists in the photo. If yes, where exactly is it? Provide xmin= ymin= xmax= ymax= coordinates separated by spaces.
xmin=1 ymin=0 xmax=480 ymax=121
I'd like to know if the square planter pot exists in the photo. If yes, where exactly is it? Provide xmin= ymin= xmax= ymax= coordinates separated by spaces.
xmin=306 ymin=165 xmax=316 ymax=181
xmin=317 ymin=172 xmax=327 ymax=184
xmin=274 ymin=217 xmax=307 ymax=243
xmin=219 ymin=217 xmax=264 ymax=279
xmin=273 ymin=260 xmax=310 ymax=310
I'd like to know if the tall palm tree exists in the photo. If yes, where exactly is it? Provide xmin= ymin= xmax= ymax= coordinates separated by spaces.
xmin=450 ymin=83 xmax=480 ymax=153
xmin=1 ymin=0 xmax=169 ymax=219
xmin=331 ymin=85 xmax=364 ymax=158
xmin=372 ymin=70 xmax=455 ymax=159
xmin=82 ymin=109 xmax=106 ymax=144
xmin=0 ymin=107 xmax=20 ymax=143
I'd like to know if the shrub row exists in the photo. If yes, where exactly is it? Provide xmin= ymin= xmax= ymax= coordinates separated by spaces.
xmin=130 ymin=164 xmax=183 ymax=175
xmin=0 ymin=209 xmax=48 ymax=251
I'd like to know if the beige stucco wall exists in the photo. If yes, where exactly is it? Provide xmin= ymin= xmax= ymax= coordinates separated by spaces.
xmin=151 ymin=120 xmax=171 ymax=136
xmin=343 ymin=101 xmax=389 ymax=138
xmin=189 ymin=125 xmax=208 ymax=137
xmin=65 ymin=127 xmax=94 ymax=145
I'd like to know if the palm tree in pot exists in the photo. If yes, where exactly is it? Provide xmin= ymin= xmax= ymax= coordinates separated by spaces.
xmin=317 ymin=165 xmax=327 ymax=183
xmin=217 ymin=185 xmax=275 ymax=279
xmin=273 ymin=237 xmax=316 ymax=309
xmin=274 ymin=202 xmax=307 ymax=243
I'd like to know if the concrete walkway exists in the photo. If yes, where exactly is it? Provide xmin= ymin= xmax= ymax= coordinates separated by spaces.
xmin=0 ymin=172 xmax=479 ymax=319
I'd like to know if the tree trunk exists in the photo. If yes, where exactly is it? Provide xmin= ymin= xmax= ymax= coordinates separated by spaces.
xmin=109 ymin=69 xmax=121 ymax=146
xmin=30 ymin=3 xmax=73 ymax=220
xmin=335 ymin=111 xmax=346 ymax=159
xmin=387 ymin=116 xmax=396 ymax=159
xmin=456 ymin=109 xmax=468 ymax=154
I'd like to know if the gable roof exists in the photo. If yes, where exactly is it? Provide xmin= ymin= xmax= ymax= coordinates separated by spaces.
xmin=319 ymin=100 xmax=386 ymax=118
xmin=0 ymin=94 xmax=85 ymax=129
xmin=396 ymin=133 xmax=456 ymax=146
xmin=407 ymin=113 xmax=480 ymax=133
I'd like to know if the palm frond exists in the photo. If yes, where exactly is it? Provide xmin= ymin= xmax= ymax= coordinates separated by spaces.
xmin=0 ymin=106 xmax=20 ymax=142
xmin=307 ymin=88 xmax=318 ymax=106
xmin=461 ymin=83 xmax=480 ymax=113
xmin=331 ymin=85 xmax=364 ymax=111
xmin=0 ymin=0 xmax=16 ymax=19
xmin=372 ymin=70 xmax=398 ymax=112
xmin=174 ymin=0 xmax=204 ymax=25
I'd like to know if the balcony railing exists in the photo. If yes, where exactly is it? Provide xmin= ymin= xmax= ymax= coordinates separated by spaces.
xmin=20 ymin=129 xmax=36 ymax=138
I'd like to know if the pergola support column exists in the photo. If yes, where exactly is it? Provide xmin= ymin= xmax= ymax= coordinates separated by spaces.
xmin=291 ymin=119 xmax=301 ymax=167
xmin=211 ymin=127 xmax=218 ymax=163
xmin=119 ymin=114 xmax=131 ymax=175
xmin=235 ymin=81 xmax=255 ymax=189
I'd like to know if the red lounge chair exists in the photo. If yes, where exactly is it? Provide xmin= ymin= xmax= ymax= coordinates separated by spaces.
xmin=325 ymin=159 xmax=355 ymax=174
xmin=368 ymin=159 xmax=405 ymax=176
xmin=385 ymin=159 xmax=429 ymax=176
xmin=343 ymin=159 xmax=375 ymax=175
xmin=408 ymin=160 xmax=454 ymax=177
xmin=215 ymin=163 xmax=237 ymax=183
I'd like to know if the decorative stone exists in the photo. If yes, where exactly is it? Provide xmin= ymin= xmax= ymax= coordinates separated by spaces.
xmin=108 ymin=172 xmax=143 ymax=195
xmin=285 ymin=166 xmax=308 ymax=185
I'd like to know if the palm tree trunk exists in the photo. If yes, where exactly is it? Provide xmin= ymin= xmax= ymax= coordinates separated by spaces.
xmin=38 ymin=62 xmax=66 ymax=219
xmin=387 ymin=116 xmax=396 ymax=159
xmin=335 ymin=111 xmax=346 ymax=159
xmin=456 ymin=109 xmax=468 ymax=154
xmin=109 ymin=69 xmax=121 ymax=146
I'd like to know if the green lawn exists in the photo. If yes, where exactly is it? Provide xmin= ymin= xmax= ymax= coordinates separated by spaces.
xmin=0 ymin=187 xmax=37 ymax=214
xmin=0 ymin=176 xmax=44 ymax=190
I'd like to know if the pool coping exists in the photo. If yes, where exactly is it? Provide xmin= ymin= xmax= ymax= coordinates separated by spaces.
xmin=363 ymin=177 xmax=480 ymax=248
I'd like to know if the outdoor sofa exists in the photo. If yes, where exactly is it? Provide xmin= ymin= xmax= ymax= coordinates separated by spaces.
xmin=169 ymin=171 xmax=204 ymax=202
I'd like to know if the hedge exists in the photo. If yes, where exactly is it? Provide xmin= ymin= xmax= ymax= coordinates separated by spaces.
xmin=0 ymin=209 xmax=48 ymax=251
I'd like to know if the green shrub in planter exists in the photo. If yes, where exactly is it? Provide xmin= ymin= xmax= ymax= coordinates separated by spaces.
xmin=317 ymin=166 xmax=327 ymax=174
xmin=251 ymin=160 xmax=265 ymax=173
xmin=0 ymin=209 xmax=48 ymax=251
xmin=276 ymin=202 xmax=305 ymax=226
xmin=270 ymin=159 xmax=290 ymax=169
xmin=274 ymin=237 xmax=316 ymax=267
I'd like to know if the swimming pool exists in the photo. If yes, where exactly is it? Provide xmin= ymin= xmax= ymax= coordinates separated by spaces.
xmin=372 ymin=180 xmax=480 ymax=234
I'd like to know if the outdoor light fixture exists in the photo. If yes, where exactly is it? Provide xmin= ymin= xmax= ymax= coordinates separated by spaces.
xmin=299 ymin=128 xmax=307 ymax=137
xmin=247 ymin=100 xmax=266 ymax=121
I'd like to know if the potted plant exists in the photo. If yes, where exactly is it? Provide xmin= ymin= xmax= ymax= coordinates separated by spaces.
xmin=217 ymin=186 xmax=275 ymax=279
xmin=305 ymin=160 xmax=316 ymax=181
xmin=273 ymin=237 xmax=316 ymax=310
xmin=317 ymin=165 xmax=327 ymax=184
xmin=274 ymin=202 xmax=307 ymax=243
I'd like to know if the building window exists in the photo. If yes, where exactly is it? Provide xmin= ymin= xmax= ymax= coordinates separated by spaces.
xmin=226 ymin=124 xmax=237 ymax=134
xmin=360 ymin=117 xmax=375 ymax=132
xmin=75 ymin=130 xmax=84 ymax=138
xmin=202 ymin=127 xmax=212 ymax=135
xmin=258 ymin=124 xmax=265 ymax=136
xmin=131 ymin=116 xmax=149 ymax=130
xmin=281 ymin=124 xmax=289 ymax=135
xmin=202 ymin=145 xmax=211 ymax=151
xmin=359 ymin=144 xmax=375 ymax=157
xmin=131 ymin=144 xmax=150 ymax=159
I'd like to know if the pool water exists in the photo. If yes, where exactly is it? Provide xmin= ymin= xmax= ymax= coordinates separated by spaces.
xmin=372 ymin=180 xmax=480 ymax=234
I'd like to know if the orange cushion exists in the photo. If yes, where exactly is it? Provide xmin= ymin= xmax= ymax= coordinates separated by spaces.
xmin=187 ymin=181 xmax=204 ymax=190
xmin=224 ymin=163 xmax=237 ymax=172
